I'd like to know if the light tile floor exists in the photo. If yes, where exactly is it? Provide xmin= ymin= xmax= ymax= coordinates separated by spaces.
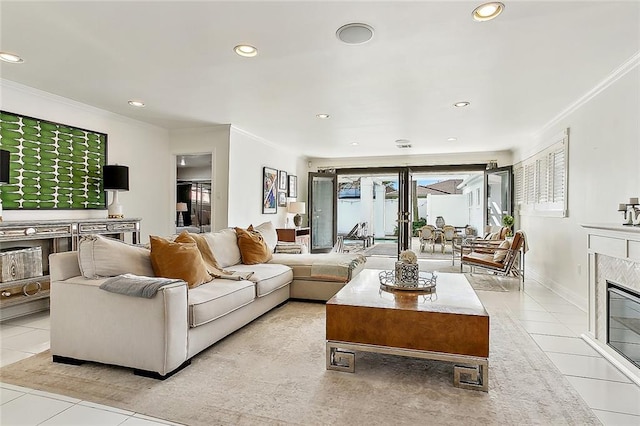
xmin=1 ymin=275 xmax=640 ymax=425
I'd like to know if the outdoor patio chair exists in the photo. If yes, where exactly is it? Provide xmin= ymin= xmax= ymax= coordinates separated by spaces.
xmin=419 ymin=225 xmax=437 ymax=253
xmin=343 ymin=222 xmax=373 ymax=249
xmin=440 ymin=225 xmax=457 ymax=253
xmin=460 ymin=230 xmax=525 ymax=282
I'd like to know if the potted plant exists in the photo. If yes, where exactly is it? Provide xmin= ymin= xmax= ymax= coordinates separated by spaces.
xmin=502 ymin=214 xmax=514 ymax=237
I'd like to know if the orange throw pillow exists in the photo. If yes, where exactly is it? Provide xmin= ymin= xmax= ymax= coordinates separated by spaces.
xmin=150 ymin=235 xmax=212 ymax=288
xmin=235 ymin=226 xmax=273 ymax=265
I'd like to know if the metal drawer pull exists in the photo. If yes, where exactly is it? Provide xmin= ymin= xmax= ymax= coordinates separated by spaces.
xmin=23 ymin=282 xmax=42 ymax=296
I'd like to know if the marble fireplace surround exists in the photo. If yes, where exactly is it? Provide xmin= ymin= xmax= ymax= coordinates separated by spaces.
xmin=583 ymin=223 xmax=640 ymax=386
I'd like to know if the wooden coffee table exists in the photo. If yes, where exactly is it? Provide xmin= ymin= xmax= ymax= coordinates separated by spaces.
xmin=326 ymin=269 xmax=490 ymax=391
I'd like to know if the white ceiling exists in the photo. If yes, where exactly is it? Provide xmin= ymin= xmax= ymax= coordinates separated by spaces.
xmin=1 ymin=1 xmax=638 ymax=159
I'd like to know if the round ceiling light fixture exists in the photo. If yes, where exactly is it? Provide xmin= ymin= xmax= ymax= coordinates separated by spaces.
xmin=472 ymin=2 xmax=505 ymax=22
xmin=336 ymin=23 xmax=375 ymax=45
xmin=316 ymin=113 xmax=330 ymax=119
xmin=0 ymin=51 xmax=24 ymax=63
xmin=234 ymin=44 xmax=257 ymax=57
xmin=128 ymin=100 xmax=145 ymax=108
xmin=454 ymin=101 xmax=470 ymax=108
xmin=447 ymin=137 xmax=458 ymax=142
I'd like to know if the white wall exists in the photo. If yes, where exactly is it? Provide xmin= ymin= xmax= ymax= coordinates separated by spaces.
xmin=169 ymin=126 xmax=230 ymax=231
xmin=0 ymin=80 xmax=172 ymax=241
xmin=228 ymin=127 xmax=305 ymax=228
xmin=515 ymin=65 xmax=640 ymax=310
xmin=425 ymin=194 xmax=468 ymax=227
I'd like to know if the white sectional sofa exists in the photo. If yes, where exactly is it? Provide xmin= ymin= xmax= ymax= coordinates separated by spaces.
xmin=49 ymin=223 xmax=365 ymax=378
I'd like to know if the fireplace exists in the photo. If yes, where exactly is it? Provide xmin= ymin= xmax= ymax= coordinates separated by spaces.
xmin=583 ymin=223 xmax=640 ymax=386
xmin=607 ymin=282 xmax=640 ymax=369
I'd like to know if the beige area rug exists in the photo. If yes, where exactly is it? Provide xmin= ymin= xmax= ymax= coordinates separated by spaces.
xmin=1 ymin=302 xmax=597 ymax=425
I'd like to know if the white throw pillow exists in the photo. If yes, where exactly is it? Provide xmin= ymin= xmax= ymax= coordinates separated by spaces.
xmin=202 ymin=228 xmax=242 ymax=268
xmin=493 ymin=239 xmax=511 ymax=262
xmin=254 ymin=221 xmax=278 ymax=253
xmin=78 ymin=234 xmax=154 ymax=279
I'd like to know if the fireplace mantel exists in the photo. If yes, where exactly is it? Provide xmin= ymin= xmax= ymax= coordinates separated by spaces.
xmin=582 ymin=223 xmax=640 ymax=386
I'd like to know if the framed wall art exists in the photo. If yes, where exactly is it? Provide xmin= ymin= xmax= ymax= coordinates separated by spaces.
xmin=288 ymin=175 xmax=297 ymax=198
xmin=0 ymin=111 xmax=107 ymax=210
xmin=278 ymin=170 xmax=287 ymax=191
xmin=277 ymin=191 xmax=287 ymax=207
xmin=263 ymin=166 xmax=277 ymax=214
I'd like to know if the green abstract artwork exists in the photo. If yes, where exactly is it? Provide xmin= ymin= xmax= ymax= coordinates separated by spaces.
xmin=0 ymin=111 xmax=107 ymax=209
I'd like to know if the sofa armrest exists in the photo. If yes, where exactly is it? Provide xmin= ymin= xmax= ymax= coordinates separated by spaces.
xmin=50 ymin=277 xmax=189 ymax=376
xmin=49 ymin=251 xmax=82 ymax=281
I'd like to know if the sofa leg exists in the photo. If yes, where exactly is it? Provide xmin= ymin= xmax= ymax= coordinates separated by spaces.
xmin=52 ymin=355 xmax=84 ymax=365
xmin=133 ymin=359 xmax=191 ymax=380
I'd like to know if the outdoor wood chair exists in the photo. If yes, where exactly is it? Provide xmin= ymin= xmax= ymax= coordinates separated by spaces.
xmin=418 ymin=225 xmax=437 ymax=253
xmin=460 ymin=231 xmax=525 ymax=281
xmin=440 ymin=225 xmax=457 ymax=253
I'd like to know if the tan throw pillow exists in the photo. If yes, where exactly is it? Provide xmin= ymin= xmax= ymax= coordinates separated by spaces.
xmin=493 ymin=239 xmax=511 ymax=262
xmin=150 ymin=235 xmax=212 ymax=288
xmin=235 ymin=226 xmax=273 ymax=265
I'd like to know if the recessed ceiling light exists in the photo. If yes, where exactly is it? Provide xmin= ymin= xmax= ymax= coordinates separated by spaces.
xmin=0 ymin=51 xmax=24 ymax=63
xmin=454 ymin=101 xmax=470 ymax=108
xmin=234 ymin=44 xmax=257 ymax=57
xmin=472 ymin=2 xmax=505 ymax=22
xmin=350 ymin=142 xmax=359 ymax=146
xmin=316 ymin=113 xmax=330 ymax=119
xmin=336 ymin=23 xmax=375 ymax=45
xmin=128 ymin=100 xmax=145 ymax=108
xmin=447 ymin=137 xmax=458 ymax=142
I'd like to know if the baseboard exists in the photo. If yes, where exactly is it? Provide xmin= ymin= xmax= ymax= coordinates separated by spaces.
xmin=527 ymin=267 xmax=587 ymax=312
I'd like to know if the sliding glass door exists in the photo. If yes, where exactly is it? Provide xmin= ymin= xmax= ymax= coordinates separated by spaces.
xmin=308 ymin=172 xmax=336 ymax=253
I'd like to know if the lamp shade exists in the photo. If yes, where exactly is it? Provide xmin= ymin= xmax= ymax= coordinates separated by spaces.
xmin=0 ymin=149 xmax=10 ymax=184
xmin=103 ymin=165 xmax=129 ymax=191
xmin=288 ymin=202 xmax=306 ymax=214
xmin=176 ymin=202 xmax=188 ymax=212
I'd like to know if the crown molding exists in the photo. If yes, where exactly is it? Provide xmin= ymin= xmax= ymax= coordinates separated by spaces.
xmin=535 ymin=51 xmax=640 ymax=139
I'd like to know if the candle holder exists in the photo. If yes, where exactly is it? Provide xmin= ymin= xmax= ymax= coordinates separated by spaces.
xmin=618 ymin=198 xmax=640 ymax=226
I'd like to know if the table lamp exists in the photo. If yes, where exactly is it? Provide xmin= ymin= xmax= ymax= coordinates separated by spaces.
xmin=0 ymin=149 xmax=10 ymax=222
xmin=288 ymin=201 xmax=306 ymax=227
xmin=176 ymin=202 xmax=188 ymax=227
xmin=103 ymin=165 xmax=129 ymax=218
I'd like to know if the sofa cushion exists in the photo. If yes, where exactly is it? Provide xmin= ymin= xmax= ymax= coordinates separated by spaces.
xmin=188 ymin=279 xmax=255 ymax=327
xmin=225 ymin=263 xmax=293 ymax=297
xmin=235 ymin=226 xmax=273 ymax=265
xmin=150 ymin=236 xmax=212 ymax=289
xmin=270 ymin=253 xmax=366 ymax=283
xmin=254 ymin=221 xmax=278 ymax=252
xmin=78 ymin=235 xmax=154 ymax=279
xmin=202 ymin=228 xmax=242 ymax=268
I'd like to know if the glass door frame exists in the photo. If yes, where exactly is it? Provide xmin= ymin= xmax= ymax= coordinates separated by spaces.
xmin=484 ymin=165 xmax=513 ymax=229
xmin=308 ymin=172 xmax=337 ymax=253
xmin=334 ymin=164 xmax=488 ymax=258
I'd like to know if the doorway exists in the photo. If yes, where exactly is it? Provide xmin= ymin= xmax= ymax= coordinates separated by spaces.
xmin=176 ymin=154 xmax=212 ymax=233
xmin=309 ymin=164 xmax=493 ymax=259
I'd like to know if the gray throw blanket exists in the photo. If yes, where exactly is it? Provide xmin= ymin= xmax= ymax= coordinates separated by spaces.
xmin=99 ymin=274 xmax=184 ymax=298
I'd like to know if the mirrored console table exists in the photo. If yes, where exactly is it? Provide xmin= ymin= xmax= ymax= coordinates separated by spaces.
xmin=0 ymin=218 xmax=141 ymax=320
